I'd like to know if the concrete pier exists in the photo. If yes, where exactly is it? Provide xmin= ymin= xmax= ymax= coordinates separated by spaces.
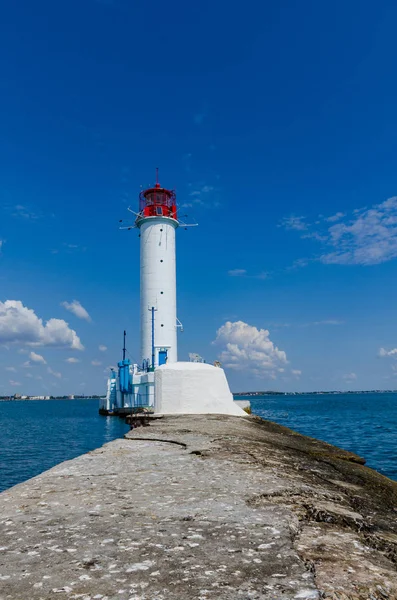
xmin=1 ymin=414 xmax=396 ymax=599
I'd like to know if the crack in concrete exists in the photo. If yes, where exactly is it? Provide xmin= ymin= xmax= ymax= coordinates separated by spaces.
xmin=125 ymin=436 xmax=188 ymax=448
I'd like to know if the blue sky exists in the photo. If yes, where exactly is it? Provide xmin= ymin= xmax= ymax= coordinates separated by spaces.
xmin=1 ymin=0 xmax=397 ymax=394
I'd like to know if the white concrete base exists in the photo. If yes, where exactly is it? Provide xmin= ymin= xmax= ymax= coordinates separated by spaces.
xmin=234 ymin=400 xmax=251 ymax=413
xmin=154 ymin=362 xmax=246 ymax=416
xmin=132 ymin=370 xmax=155 ymax=408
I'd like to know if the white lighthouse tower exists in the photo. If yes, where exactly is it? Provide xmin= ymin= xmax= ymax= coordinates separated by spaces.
xmin=101 ymin=171 xmax=245 ymax=417
xmin=137 ymin=172 xmax=179 ymax=368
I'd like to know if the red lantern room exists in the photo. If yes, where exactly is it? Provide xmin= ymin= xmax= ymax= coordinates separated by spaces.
xmin=139 ymin=169 xmax=178 ymax=222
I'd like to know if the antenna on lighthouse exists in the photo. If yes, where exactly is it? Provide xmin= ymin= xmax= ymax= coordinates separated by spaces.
xmin=123 ymin=330 xmax=126 ymax=361
xmin=155 ymin=167 xmax=159 ymax=187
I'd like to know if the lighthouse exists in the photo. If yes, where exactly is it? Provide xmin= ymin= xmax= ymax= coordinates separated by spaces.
xmin=137 ymin=173 xmax=180 ymax=368
xmin=101 ymin=172 xmax=245 ymax=417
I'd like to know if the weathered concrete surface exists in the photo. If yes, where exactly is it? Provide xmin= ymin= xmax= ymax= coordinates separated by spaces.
xmin=0 ymin=414 xmax=396 ymax=600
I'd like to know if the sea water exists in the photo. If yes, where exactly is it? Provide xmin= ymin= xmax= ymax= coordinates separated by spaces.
xmin=0 ymin=394 xmax=396 ymax=493
xmin=235 ymin=392 xmax=397 ymax=481
xmin=0 ymin=399 xmax=129 ymax=493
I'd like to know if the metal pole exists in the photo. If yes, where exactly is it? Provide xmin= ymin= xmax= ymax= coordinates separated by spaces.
xmin=151 ymin=307 xmax=155 ymax=369
xmin=123 ymin=330 xmax=126 ymax=361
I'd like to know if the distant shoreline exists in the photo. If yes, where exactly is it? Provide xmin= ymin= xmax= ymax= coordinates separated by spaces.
xmin=233 ymin=389 xmax=397 ymax=396
xmin=1 ymin=391 xmax=396 ymax=402
xmin=0 ymin=397 xmax=102 ymax=402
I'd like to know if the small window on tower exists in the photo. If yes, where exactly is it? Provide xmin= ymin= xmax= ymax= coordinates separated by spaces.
xmin=156 ymin=207 xmax=163 ymax=216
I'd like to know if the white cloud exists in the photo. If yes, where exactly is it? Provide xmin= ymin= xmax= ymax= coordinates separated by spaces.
xmin=284 ymin=197 xmax=397 ymax=266
xmin=9 ymin=379 xmax=21 ymax=386
xmin=65 ymin=357 xmax=80 ymax=363
xmin=61 ymin=300 xmax=91 ymax=322
xmin=182 ymin=183 xmax=218 ymax=209
xmin=304 ymin=320 xmax=344 ymax=327
xmin=325 ymin=212 xmax=345 ymax=223
xmin=189 ymin=185 xmax=214 ymax=199
xmin=99 ymin=345 xmax=107 ymax=352
xmin=91 ymin=360 xmax=102 ymax=366
xmin=287 ymin=258 xmax=310 ymax=270
xmin=213 ymin=321 xmax=288 ymax=378
xmin=5 ymin=366 xmax=16 ymax=372
xmin=280 ymin=215 xmax=308 ymax=231
xmin=301 ymin=231 xmax=328 ymax=242
xmin=271 ymin=320 xmax=342 ymax=329
xmin=380 ymin=347 xmax=397 ymax=357
xmin=314 ymin=320 xmax=343 ymax=325
xmin=379 ymin=347 xmax=397 ymax=357
xmin=12 ymin=205 xmax=38 ymax=220
xmin=291 ymin=369 xmax=302 ymax=377
xmin=29 ymin=351 xmax=46 ymax=364
xmin=343 ymin=372 xmax=357 ymax=381
xmin=322 ymin=197 xmax=397 ymax=265
xmin=23 ymin=353 xmax=46 ymax=366
xmin=47 ymin=367 xmax=62 ymax=379
xmin=0 ymin=301 xmax=84 ymax=350
xmin=228 ymin=269 xmax=269 ymax=280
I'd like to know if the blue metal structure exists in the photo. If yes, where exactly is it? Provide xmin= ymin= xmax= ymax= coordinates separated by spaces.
xmin=118 ymin=359 xmax=132 ymax=394
xmin=159 ymin=349 xmax=167 ymax=365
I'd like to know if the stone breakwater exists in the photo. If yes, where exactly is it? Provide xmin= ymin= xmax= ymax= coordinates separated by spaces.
xmin=0 ymin=415 xmax=396 ymax=600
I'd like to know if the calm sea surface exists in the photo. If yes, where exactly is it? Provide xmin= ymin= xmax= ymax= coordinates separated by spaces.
xmin=235 ymin=392 xmax=397 ymax=481
xmin=0 ymin=394 xmax=396 ymax=493
xmin=0 ymin=399 xmax=129 ymax=493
